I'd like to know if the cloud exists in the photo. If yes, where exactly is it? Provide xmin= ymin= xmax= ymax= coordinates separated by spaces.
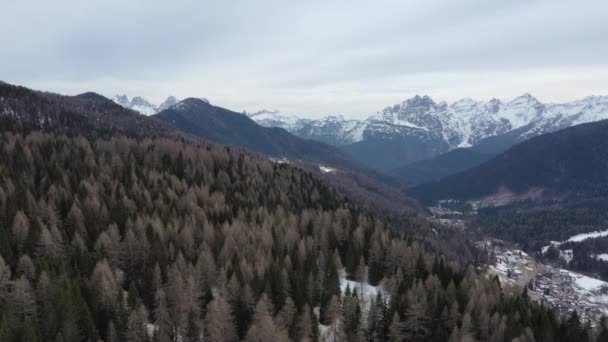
xmin=2 ymin=0 xmax=607 ymax=118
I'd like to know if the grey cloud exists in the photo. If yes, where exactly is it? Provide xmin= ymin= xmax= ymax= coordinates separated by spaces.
xmin=1 ymin=0 xmax=607 ymax=118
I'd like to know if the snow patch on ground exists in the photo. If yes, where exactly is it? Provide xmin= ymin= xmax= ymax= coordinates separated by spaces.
xmin=319 ymin=165 xmax=338 ymax=174
xmin=567 ymin=229 xmax=608 ymax=243
xmin=269 ymin=157 xmax=291 ymax=165
xmin=593 ymin=254 xmax=608 ymax=261
xmin=145 ymin=323 xmax=157 ymax=338
xmin=339 ymin=270 xmax=383 ymax=300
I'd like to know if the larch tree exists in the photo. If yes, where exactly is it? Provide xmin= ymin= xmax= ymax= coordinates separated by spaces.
xmin=153 ymin=288 xmax=172 ymax=342
xmin=10 ymin=276 xmax=37 ymax=325
xmin=16 ymin=254 xmax=35 ymax=281
xmin=12 ymin=210 xmax=29 ymax=253
xmin=0 ymin=256 xmax=12 ymax=299
xmin=244 ymin=295 xmax=288 ymax=342
xmin=389 ymin=313 xmax=405 ymax=342
xmin=204 ymin=297 xmax=237 ymax=342
xmin=90 ymin=259 xmax=119 ymax=312
xmin=125 ymin=304 xmax=149 ymax=342
xmin=297 ymin=304 xmax=315 ymax=342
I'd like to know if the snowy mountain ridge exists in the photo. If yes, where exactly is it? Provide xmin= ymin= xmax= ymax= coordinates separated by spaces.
xmin=247 ymin=94 xmax=608 ymax=149
xmin=112 ymin=95 xmax=210 ymax=115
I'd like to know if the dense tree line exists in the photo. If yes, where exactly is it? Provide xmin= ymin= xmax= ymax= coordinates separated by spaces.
xmin=0 ymin=121 xmax=605 ymax=339
xmin=472 ymin=200 xmax=608 ymax=251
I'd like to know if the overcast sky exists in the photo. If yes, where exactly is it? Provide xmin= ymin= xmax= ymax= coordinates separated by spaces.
xmin=2 ymin=0 xmax=608 ymax=119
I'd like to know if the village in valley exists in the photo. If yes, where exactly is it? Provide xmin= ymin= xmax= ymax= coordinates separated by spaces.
xmin=479 ymin=239 xmax=608 ymax=325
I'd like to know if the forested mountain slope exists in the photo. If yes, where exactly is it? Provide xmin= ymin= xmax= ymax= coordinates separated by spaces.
xmin=0 ymin=82 xmax=604 ymax=341
xmin=0 ymin=83 xmax=179 ymax=140
xmin=0 ymin=83 xmax=418 ymax=214
xmin=409 ymin=119 xmax=608 ymax=205
xmin=392 ymin=149 xmax=492 ymax=186
xmin=153 ymin=97 xmax=420 ymax=213
xmin=154 ymin=98 xmax=380 ymax=178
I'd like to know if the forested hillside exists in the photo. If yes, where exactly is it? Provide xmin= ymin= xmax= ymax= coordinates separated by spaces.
xmin=153 ymin=97 xmax=418 ymax=214
xmin=0 ymin=130 xmax=602 ymax=342
xmin=410 ymin=119 xmax=608 ymax=205
xmin=392 ymin=149 xmax=492 ymax=186
xmin=0 ymin=82 xmax=605 ymax=341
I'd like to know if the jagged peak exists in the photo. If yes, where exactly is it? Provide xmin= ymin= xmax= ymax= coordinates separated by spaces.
xmin=509 ymin=93 xmax=540 ymax=104
xmin=395 ymin=94 xmax=436 ymax=110
xmin=130 ymin=96 xmax=153 ymax=105
xmin=322 ymin=114 xmax=347 ymax=121
xmin=113 ymin=94 xmax=129 ymax=102
xmin=252 ymin=109 xmax=281 ymax=116
xmin=158 ymin=96 xmax=180 ymax=111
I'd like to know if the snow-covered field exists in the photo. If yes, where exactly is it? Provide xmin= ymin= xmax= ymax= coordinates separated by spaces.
xmin=568 ymin=270 xmax=607 ymax=292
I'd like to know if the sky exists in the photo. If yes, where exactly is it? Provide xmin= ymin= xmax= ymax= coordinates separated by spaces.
xmin=2 ymin=0 xmax=608 ymax=119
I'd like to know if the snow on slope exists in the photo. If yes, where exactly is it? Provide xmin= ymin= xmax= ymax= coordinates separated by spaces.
xmin=246 ymin=110 xmax=301 ymax=130
xmin=593 ymin=254 xmax=608 ymax=261
xmin=319 ymin=165 xmax=338 ymax=174
xmin=542 ymin=229 xmax=608 ymax=253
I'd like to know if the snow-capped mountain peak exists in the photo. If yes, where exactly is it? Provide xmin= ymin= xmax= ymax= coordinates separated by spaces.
xmin=111 ymin=94 xmax=184 ymax=115
xmin=246 ymin=110 xmax=301 ymax=130
xmin=112 ymin=94 xmax=130 ymax=107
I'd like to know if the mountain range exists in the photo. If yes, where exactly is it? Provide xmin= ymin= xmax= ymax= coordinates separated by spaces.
xmin=111 ymin=94 xmax=210 ymax=115
xmin=247 ymin=94 xmax=608 ymax=170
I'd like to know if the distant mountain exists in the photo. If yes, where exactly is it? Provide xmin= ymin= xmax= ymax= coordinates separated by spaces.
xmin=158 ymin=96 xmax=179 ymax=111
xmin=408 ymin=119 xmax=608 ymax=205
xmin=112 ymin=94 xmax=186 ymax=115
xmin=392 ymin=148 xmax=492 ymax=186
xmin=246 ymin=110 xmax=301 ymax=131
xmin=249 ymin=94 xmax=608 ymax=170
xmin=155 ymin=99 xmax=379 ymax=175
xmin=75 ymin=92 xmax=111 ymax=102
